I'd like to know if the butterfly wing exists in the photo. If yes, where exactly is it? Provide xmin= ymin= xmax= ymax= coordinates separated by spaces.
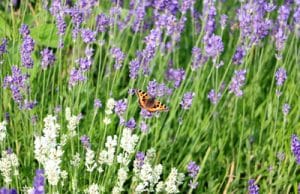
xmin=135 ymin=89 xmax=150 ymax=109
xmin=146 ymin=100 xmax=169 ymax=112
xmin=135 ymin=89 xmax=169 ymax=112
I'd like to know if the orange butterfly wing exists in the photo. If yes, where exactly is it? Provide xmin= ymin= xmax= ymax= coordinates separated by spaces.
xmin=135 ymin=89 xmax=168 ymax=112
xmin=135 ymin=89 xmax=150 ymax=109
xmin=146 ymin=100 xmax=169 ymax=112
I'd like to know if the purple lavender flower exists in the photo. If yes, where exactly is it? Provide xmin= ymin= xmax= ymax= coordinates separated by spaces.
xmin=153 ymin=0 xmax=179 ymax=15
xmin=147 ymin=80 xmax=158 ymax=97
xmin=166 ymin=67 xmax=185 ymax=88
xmin=3 ymin=66 xmax=29 ymax=106
xmin=282 ymin=103 xmax=290 ymax=116
xmin=220 ymin=14 xmax=228 ymax=29
xmin=50 ymin=0 xmax=64 ymax=17
xmin=0 ymin=188 xmax=17 ymax=194
xmin=278 ymin=5 xmax=290 ymax=23
xmin=203 ymin=3 xmax=217 ymax=37
xmin=81 ymin=28 xmax=96 ymax=44
xmin=264 ymin=3 xmax=276 ymax=12
xmin=76 ymin=0 xmax=97 ymax=13
xmin=68 ymin=68 xmax=86 ymax=87
xmin=21 ymin=36 xmax=34 ymax=52
xmin=0 ymin=38 xmax=8 ymax=56
xmin=20 ymin=24 xmax=30 ymax=37
xmin=76 ymin=57 xmax=92 ymax=71
xmin=275 ymin=67 xmax=287 ymax=86
xmin=292 ymin=134 xmax=300 ymax=164
xmin=295 ymin=7 xmax=300 ymax=25
xmin=248 ymin=179 xmax=259 ymax=194
xmin=274 ymin=5 xmax=291 ymax=52
xmin=129 ymin=1 xmax=147 ymax=32
xmin=135 ymin=151 xmax=145 ymax=167
xmin=20 ymin=28 xmax=35 ymax=69
xmin=114 ymin=99 xmax=127 ymax=116
xmin=233 ymin=46 xmax=246 ymax=65
xmin=40 ymin=48 xmax=56 ymax=70
xmin=187 ymin=161 xmax=200 ymax=178
xmin=180 ymin=92 xmax=195 ymax=110
xmin=140 ymin=109 xmax=153 ymax=119
xmin=69 ymin=8 xmax=84 ymax=39
xmin=141 ymin=28 xmax=162 ymax=73
xmin=207 ymin=89 xmax=221 ymax=104
xmin=180 ymin=0 xmax=195 ymax=14
xmin=85 ymin=47 xmax=93 ymax=58
xmin=23 ymin=99 xmax=38 ymax=110
xmin=33 ymin=169 xmax=45 ymax=194
xmin=129 ymin=59 xmax=140 ymax=79
xmin=80 ymin=135 xmax=91 ymax=148
xmin=111 ymin=47 xmax=125 ymax=70
xmin=187 ymin=161 xmax=200 ymax=189
xmin=111 ymin=0 xmax=123 ymax=7
xmin=56 ymin=15 xmax=66 ymax=36
xmin=126 ymin=118 xmax=136 ymax=129
xmin=6 ymin=148 xmax=13 ymax=155
xmin=191 ymin=47 xmax=206 ymax=70
xmin=205 ymin=34 xmax=224 ymax=58
xmin=237 ymin=2 xmax=273 ymax=45
xmin=156 ymin=83 xmax=172 ymax=97
xmin=119 ymin=116 xmax=126 ymax=126
xmin=94 ymin=99 xmax=102 ymax=109
xmin=109 ymin=6 xmax=123 ymax=29
xmin=229 ymin=69 xmax=247 ymax=97
xmin=128 ymin=88 xmax=135 ymax=95
xmin=140 ymin=121 xmax=149 ymax=133
xmin=96 ymin=13 xmax=110 ymax=32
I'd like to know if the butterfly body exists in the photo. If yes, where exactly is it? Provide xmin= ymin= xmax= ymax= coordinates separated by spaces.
xmin=135 ymin=89 xmax=168 ymax=112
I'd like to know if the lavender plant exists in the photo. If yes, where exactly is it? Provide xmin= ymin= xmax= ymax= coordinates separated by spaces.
xmin=0 ymin=0 xmax=299 ymax=193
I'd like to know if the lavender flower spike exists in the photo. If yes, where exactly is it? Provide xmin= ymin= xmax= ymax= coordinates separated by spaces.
xmin=187 ymin=161 xmax=200 ymax=189
xmin=0 ymin=38 xmax=8 ymax=56
xmin=33 ymin=169 xmax=45 ymax=194
xmin=275 ymin=67 xmax=287 ymax=86
xmin=229 ymin=69 xmax=247 ymax=97
xmin=40 ymin=48 xmax=56 ymax=70
xmin=207 ymin=89 xmax=221 ymax=104
xmin=248 ymin=179 xmax=259 ymax=194
xmin=180 ymin=92 xmax=195 ymax=110
xmin=292 ymin=134 xmax=300 ymax=164
xmin=0 ymin=188 xmax=17 ymax=194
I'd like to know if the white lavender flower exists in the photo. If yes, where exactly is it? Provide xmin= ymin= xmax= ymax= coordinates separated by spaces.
xmin=112 ymin=167 xmax=128 ymax=194
xmin=103 ymin=98 xmax=115 ymax=124
xmin=98 ymin=135 xmax=117 ymax=166
xmin=117 ymin=153 xmax=130 ymax=166
xmin=71 ymin=152 xmax=81 ymax=167
xmin=120 ymin=128 xmax=139 ymax=154
xmin=65 ymin=107 xmax=81 ymax=137
xmin=0 ymin=150 xmax=19 ymax=184
xmin=133 ymin=149 xmax=163 ymax=193
xmin=85 ymin=183 xmax=100 ymax=194
xmin=164 ymin=168 xmax=185 ymax=193
xmin=34 ymin=114 xmax=63 ymax=186
xmin=0 ymin=120 xmax=7 ymax=141
xmin=85 ymin=148 xmax=97 ymax=172
xmin=107 ymin=98 xmax=115 ymax=110
xmin=103 ymin=117 xmax=112 ymax=125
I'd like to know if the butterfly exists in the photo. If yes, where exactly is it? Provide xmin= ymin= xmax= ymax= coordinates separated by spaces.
xmin=135 ymin=89 xmax=169 ymax=112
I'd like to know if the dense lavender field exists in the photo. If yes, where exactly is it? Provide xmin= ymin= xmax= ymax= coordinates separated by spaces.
xmin=0 ymin=0 xmax=299 ymax=193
